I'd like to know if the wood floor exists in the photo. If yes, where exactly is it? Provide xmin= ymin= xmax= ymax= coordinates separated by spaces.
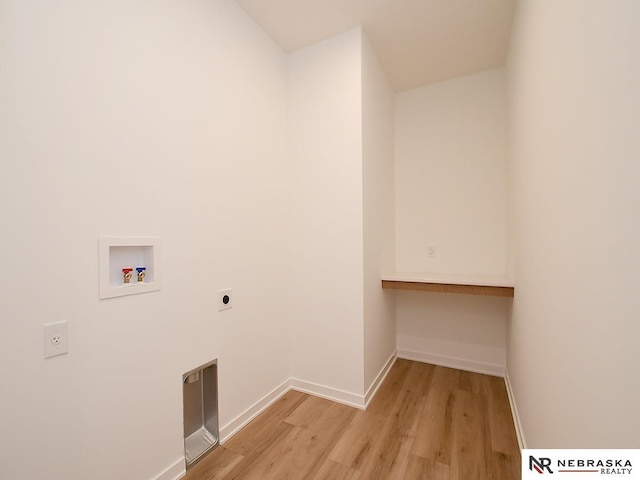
xmin=184 ymin=359 xmax=521 ymax=480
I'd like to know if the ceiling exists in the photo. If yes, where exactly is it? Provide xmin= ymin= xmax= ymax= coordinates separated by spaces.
xmin=235 ymin=0 xmax=516 ymax=92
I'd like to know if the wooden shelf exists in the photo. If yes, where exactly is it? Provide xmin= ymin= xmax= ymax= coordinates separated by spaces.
xmin=381 ymin=272 xmax=514 ymax=297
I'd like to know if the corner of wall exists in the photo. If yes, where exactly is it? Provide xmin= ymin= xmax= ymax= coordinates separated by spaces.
xmin=503 ymin=370 xmax=526 ymax=450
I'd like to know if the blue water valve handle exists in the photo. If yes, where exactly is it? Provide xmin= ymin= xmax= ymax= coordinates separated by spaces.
xmin=136 ymin=267 xmax=146 ymax=282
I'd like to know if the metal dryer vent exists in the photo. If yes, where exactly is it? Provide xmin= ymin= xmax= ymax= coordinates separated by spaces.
xmin=182 ymin=359 xmax=219 ymax=469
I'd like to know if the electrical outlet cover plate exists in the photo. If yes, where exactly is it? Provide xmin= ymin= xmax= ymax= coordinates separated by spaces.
xmin=218 ymin=289 xmax=232 ymax=311
xmin=44 ymin=321 xmax=68 ymax=359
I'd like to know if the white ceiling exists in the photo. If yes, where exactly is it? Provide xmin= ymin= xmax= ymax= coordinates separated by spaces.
xmin=235 ymin=0 xmax=516 ymax=92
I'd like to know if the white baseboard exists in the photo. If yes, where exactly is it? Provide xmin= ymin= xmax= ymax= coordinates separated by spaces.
xmin=217 ymin=373 xmax=371 ymax=448
xmin=397 ymin=349 xmax=505 ymax=377
xmin=153 ymin=458 xmax=185 ymax=480
xmin=219 ymin=378 xmax=291 ymax=443
xmin=504 ymin=371 xmax=526 ymax=450
xmin=290 ymin=378 xmax=366 ymax=409
xmin=157 ymin=363 xmax=397 ymax=479
xmin=364 ymin=351 xmax=397 ymax=407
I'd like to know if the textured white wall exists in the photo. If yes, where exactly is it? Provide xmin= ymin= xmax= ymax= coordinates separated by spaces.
xmin=394 ymin=69 xmax=509 ymax=373
xmin=507 ymin=0 xmax=640 ymax=447
xmin=0 ymin=1 xmax=290 ymax=478
xmin=362 ymin=34 xmax=396 ymax=392
xmin=287 ymin=29 xmax=365 ymax=395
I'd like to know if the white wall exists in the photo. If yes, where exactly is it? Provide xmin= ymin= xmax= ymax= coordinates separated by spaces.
xmin=0 ymin=1 xmax=290 ymax=479
xmin=287 ymin=29 xmax=366 ymax=398
xmin=507 ymin=0 xmax=640 ymax=447
xmin=361 ymin=35 xmax=396 ymax=393
xmin=394 ymin=69 xmax=509 ymax=374
xmin=396 ymin=292 xmax=508 ymax=375
xmin=395 ymin=68 xmax=508 ymax=276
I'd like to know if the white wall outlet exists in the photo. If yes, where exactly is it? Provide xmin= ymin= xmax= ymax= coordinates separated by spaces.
xmin=44 ymin=321 xmax=69 ymax=359
xmin=218 ymin=289 xmax=232 ymax=311
xmin=427 ymin=245 xmax=436 ymax=258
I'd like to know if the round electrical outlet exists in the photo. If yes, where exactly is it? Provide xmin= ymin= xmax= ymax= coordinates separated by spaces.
xmin=218 ymin=289 xmax=232 ymax=311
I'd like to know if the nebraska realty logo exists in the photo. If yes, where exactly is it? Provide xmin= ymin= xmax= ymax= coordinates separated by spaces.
xmin=523 ymin=450 xmax=640 ymax=478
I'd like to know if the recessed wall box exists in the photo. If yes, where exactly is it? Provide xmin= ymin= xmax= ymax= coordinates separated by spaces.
xmin=99 ymin=237 xmax=161 ymax=299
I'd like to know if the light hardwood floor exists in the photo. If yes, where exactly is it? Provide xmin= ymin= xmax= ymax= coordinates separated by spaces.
xmin=184 ymin=359 xmax=521 ymax=480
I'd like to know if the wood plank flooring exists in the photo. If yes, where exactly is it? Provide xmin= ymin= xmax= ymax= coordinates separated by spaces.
xmin=183 ymin=359 xmax=521 ymax=480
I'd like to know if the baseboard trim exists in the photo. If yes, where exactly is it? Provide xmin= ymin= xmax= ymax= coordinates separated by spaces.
xmin=290 ymin=378 xmax=366 ymax=409
xmin=219 ymin=378 xmax=291 ymax=444
xmin=364 ymin=351 xmax=397 ymax=407
xmin=163 ymin=367 xmax=395 ymax=478
xmin=218 ymin=374 xmax=369 ymax=446
xmin=156 ymin=355 xmax=515 ymax=480
xmin=397 ymin=349 xmax=505 ymax=377
xmin=504 ymin=371 xmax=526 ymax=450
xmin=153 ymin=458 xmax=185 ymax=480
